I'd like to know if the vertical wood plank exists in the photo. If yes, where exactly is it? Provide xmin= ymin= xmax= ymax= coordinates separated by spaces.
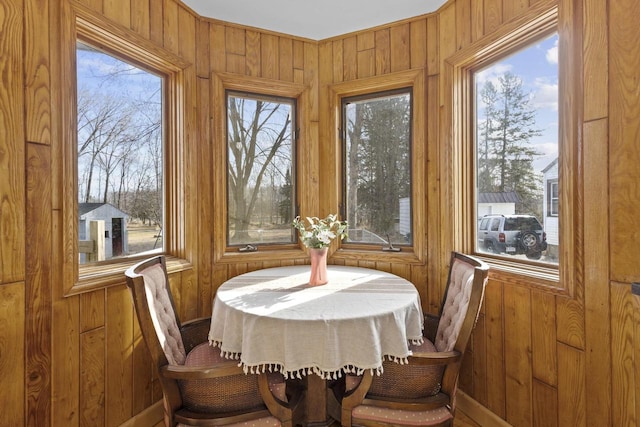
xmin=455 ymin=0 xmax=472 ymax=50
xmin=332 ymin=40 xmax=343 ymax=83
xmin=531 ymin=290 xmax=557 ymax=386
xmin=483 ymin=280 xmax=505 ymax=418
xmin=342 ymin=36 xmax=357 ymax=81
xmin=148 ymin=0 xmax=163 ymax=46
xmin=583 ymin=0 xmax=608 ymax=121
xmin=209 ymin=23 xmax=225 ymax=73
xmin=483 ymin=0 xmax=503 ymax=34
xmin=105 ymin=286 xmax=133 ymax=426
xmin=557 ymin=343 xmax=586 ymax=427
xmin=103 ymin=0 xmax=131 ymax=28
xmin=245 ymin=30 xmax=261 ymax=77
xmin=470 ymin=0 xmax=485 ymax=41
xmin=0 ymin=283 xmax=25 ymax=426
xmin=132 ymin=318 xmax=153 ymax=415
xmin=583 ymin=118 xmax=612 ymax=426
xmin=356 ymin=32 xmax=375 ymax=51
xmin=390 ymin=24 xmax=410 ymax=72
xmin=471 ymin=314 xmax=488 ymax=406
xmin=0 ymin=0 xmax=25 ymax=285
xmin=195 ymin=19 xmax=210 ymax=78
xmin=357 ymin=49 xmax=375 ymax=79
xmin=438 ymin=4 xmax=455 ymax=106
xmin=80 ymin=328 xmax=105 ymax=427
xmin=503 ymin=284 xmax=532 ymax=426
xmin=225 ymin=26 xmax=245 ymax=55
xmin=51 ymin=242 xmax=80 ymax=427
xmin=178 ymin=6 xmax=196 ymax=64
xmin=532 ymin=380 xmax=558 ymax=427
xmin=26 ymin=143 xmax=53 ymax=426
xmin=261 ymin=33 xmax=279 ymax=79
xmin=503 ymin=0 xmax=529 ymax=22
xmin=279 ymin=37 xmax=294 ymax=82
xmin=162 ymin=0 xmax=178 ymax=54
xmin=374 ymin=29 xmax=391 ymax=75
xmin=80 ymin=290 xmax=105 ymax=333
xmin=130 ymin=0 xmax=150 ymax=39
xmin=196 ymin=76 xmax=213 ymax=317
xmin=609 ymin=0 xmax=640 ymax=282
xmin=426 ymin=15 xmax=439 ymax=76
xmin=25 ymin=0 xmax=51 ymax=146
xmin=409 ymin=19 xmax=427 ymax=70
xmin=611 ymin=282 xmax=637 ymax=427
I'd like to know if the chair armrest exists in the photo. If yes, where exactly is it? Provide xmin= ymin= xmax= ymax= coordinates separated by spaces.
xmin=258 ymin=374 xmax=305 ymax=427
xmin=423 ymin=313 xmax=440 ymax=342
xmin=160 ymin=359 xmax=243 ymax=380
xmin=180 ymin=317 xmax=211 ymax=353
xmin=409 ymin=349 xmax=461 ymax=365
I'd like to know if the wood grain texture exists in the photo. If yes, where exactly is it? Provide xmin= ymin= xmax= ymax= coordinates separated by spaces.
xmin=80 ymin=328 xmax=105 ymax=426
xmin=0 ymin=0 xmax=26 ymax=285
xmin=0 ymin=283 xmax=26 ymax=426
xmin=557 ymin=343 xmax=586 ymax=427
xmin=609 ymin=0 xmax=640 ymax=283
xmin=7 ymin=1 xmax=640 ymax=426
xmin=503 ymin=285 xmax=532 ymax=426
xmin=611 ymin=282 xmax=638 ymax=427
xmin=582 ymin=0 xmax=607 ymax=121
xmin=25 ymin=0 xmax=52 ymax=146
xmin=582 ymin=118 xmax=612 ymax=426
xmin=105 ymin=286 xmax=134 ymax=426
xmin=26 ymin=143 xmax=53 ymax=426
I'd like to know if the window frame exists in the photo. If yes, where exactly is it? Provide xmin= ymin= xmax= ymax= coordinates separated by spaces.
xmin=224 ymin=89 xmax=298 ymax=248
xmin=212 ymin=72 xmax=309 ymax=263
xmin=340 ymin=87 xmax=414 ymax=249
xmin=328 ymin=70 xmax=426 ymax=265
xmin=547 ymin=179 xmax=559 ymax=217
xmin=447 ymin=2 xmax=579 ymax=295
xmin=61 ymin=3 xmax=192 ymax=296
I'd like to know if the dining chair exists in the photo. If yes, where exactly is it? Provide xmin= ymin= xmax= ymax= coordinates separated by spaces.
xmin=330 ymin=251 xmax=489 ymax=427
xmin=125 ymin=255 xmax=303 ymax=427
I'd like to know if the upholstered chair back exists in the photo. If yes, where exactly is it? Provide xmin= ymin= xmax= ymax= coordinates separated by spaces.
xmin=140 ymin=262 xmax=187 ymax=365
xmin=433 ymin=257 xmax=477 ymax=352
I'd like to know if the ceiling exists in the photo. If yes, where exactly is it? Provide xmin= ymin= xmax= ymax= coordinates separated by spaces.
xmin=180 ymin=0 xmax=448 ymax=40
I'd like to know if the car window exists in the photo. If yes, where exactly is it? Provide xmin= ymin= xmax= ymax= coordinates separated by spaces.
xmin=490 ymin=219 xmax=500 ymax=231
xmin=479 ymin=218 xmax=489 ymax=231
xmin=504 ymin=217 xmax=542 ymax=231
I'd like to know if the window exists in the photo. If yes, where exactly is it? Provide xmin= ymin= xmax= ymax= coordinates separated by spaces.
xmin=341 ymin=89 xmax=412 ymax=247
xmin=547 ymin=179 xmax=558 ymax=216
xmin=63 ymin=3 xmax=190 ymax=295
xmin=474 ymin=33 xmax=559 ymax=265
xmin=76 ymin=42 xmax=164 ymax=264
xmin=226 ymin=91 xmax=297 ymax=247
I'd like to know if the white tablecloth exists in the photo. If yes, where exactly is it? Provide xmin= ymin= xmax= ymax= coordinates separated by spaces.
xmin=208 ymin=265 xmax=424 ymax=379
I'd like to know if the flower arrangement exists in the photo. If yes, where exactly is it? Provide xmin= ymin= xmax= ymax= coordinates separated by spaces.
xmin=292 ymin=214 xmax=348 ymax=249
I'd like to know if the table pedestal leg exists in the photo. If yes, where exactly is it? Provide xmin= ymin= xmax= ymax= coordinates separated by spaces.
xmin=304 ymin=374 xmax=333 ymax=426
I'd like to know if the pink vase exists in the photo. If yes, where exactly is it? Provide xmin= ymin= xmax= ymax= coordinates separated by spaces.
xmin=308 ymin=247 xmax=328 ymax=286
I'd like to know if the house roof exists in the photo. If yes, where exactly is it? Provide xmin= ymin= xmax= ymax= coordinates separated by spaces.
xmin=477 ymin=191 xmax=521 ymax=204
xmin=79 ymin=202 xmax=128 ymax=217
xmin=180 ymin=0 xmax=448 ymax=40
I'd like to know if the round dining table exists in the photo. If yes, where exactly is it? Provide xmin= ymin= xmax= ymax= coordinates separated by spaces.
xmin=208 ymin=265 xmax=424 ymax=380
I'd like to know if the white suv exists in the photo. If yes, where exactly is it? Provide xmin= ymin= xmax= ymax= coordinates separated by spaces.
xmin=477 ymin=214 xmax=548 ymax=260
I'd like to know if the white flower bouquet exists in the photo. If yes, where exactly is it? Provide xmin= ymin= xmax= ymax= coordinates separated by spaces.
xmin=292 ymin=214 xmax=348 ymax=249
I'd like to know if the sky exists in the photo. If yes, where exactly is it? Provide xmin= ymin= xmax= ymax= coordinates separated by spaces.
xmin=475 ymin=33 xmax=559 ymax=173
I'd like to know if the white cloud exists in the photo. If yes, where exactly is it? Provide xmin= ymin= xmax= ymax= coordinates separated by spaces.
xmin=475 ymin=63 xmax=513 ymax=86
xmin=533 ymin=78 xmax=558 ymax=111
xmin=546 ymin=38 xmax=559 ymax=65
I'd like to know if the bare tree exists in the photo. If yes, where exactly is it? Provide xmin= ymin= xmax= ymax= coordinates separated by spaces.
xmin=227 ymin=95 xmax=292 ymax=243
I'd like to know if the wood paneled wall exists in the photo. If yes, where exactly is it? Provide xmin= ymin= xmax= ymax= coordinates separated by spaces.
xmin=1 ymin=0 xmax=640 ymax=426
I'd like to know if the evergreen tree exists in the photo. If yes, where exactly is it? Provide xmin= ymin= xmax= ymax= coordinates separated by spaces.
xmin=478 ymin=72 xmax=543 ymax=215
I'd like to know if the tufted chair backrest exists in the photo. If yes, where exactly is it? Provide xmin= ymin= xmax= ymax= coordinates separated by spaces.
xmin=434 ymin=254 xmax=487 ymax=352
xmin=126 ymin=256 xmax=187 ymax=366
xmin=141 ymin=263 xmax=187 ymax=365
